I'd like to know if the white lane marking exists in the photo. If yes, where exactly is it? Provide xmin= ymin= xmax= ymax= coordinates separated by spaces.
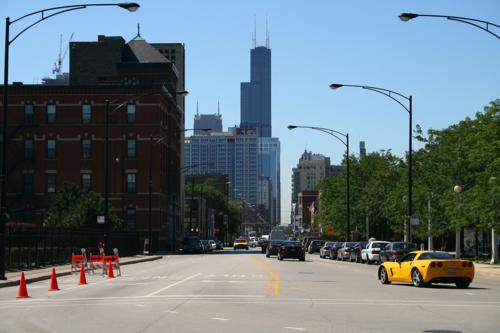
xmin=145 ymin=273 xmax=201 ymax=297
xmin=164 ymin=310 xmax=178 ymax=314
xmin=211 ymin=317 xmax=230 ymax=321
xmin=284 ymin=327 xmax=307 ymax=331
xmin=465 ymin=292 xmax=474 ymax=295
xmin=136 ymin=304 xmax=145 ymax=307
xmin=201 ymin=280 xmax=246 ymax=284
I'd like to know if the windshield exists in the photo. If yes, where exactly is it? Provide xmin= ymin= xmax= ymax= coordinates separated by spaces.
xmin=393 ymin=242 xmax=418 ymax=249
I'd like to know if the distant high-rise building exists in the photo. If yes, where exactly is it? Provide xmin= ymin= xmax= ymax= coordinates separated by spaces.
xmin=184 ymin=126 xmax=259 ymax=207
xmin=360 ymin=141 xmax=366 ymax=158
xmin=259 ymin=137 xmax=280 ymax=226
xmin=240 ymin=20 xmax=271 ymax=137
xmin=291 ymin=150 xmax=331 ymax=205
xmin=193 ymin=103 xmax=223 ymax=134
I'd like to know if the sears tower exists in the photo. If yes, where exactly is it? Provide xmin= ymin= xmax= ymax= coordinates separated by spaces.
xmin=240 ymin=19 xmax=271 ymax=137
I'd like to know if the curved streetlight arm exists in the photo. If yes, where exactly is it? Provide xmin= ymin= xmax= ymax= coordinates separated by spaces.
xmin=330 ymin=83 xmax=410 ymax=113
xmin=288 ymin=125 xmax=347 ymax=147
xmin=400 ymin=13 xmax=500 ymax=39
xmin=8 ymin=3 xmax=139 ymax=45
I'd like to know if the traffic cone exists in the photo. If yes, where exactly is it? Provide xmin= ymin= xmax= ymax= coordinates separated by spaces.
xmin=107 ymin=262 xmax=115 ymax=279
xmin=48 ymin=268 xmax=59 ymax=291
xmin=17 ymin=272 xmax=29 ymax=298
xmin=79 ymin=265 xmax=87 ymax=285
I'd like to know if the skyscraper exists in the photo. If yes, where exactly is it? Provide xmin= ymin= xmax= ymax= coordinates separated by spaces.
xmin=240 ymin=20 xmax=271 ymax=137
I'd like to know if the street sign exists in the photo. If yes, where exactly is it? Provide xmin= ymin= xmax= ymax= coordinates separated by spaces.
xmin=410 ymin=216 xmax=419 ymax=226
xmin=97 ymin=216 xmax=105 ymax=224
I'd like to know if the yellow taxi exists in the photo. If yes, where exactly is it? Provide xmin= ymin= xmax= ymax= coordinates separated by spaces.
xmin=233 ymin=238 xmax=249 ymax=250
xmin=378 ymin=251 xmax=474 ymax=288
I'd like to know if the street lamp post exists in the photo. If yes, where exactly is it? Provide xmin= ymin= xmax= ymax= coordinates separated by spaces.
xmin=399 ymin=13 xmax=500 ymax=39
xmin=329 ymin=83 xmax=413 ymax=243
xmin=287 ymin=125 xmax=350 ymax=241
xmin=0 ymin=2 xmax=139 ymax=280
xmin=453 ymin=185 xmax=463 ymax=259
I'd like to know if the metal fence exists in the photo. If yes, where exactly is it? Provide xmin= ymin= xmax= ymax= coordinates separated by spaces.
xmin=5 ymin=229 xmax=141 ymax=270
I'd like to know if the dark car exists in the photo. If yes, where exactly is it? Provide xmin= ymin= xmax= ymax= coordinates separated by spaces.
xmin=212 ymin=239 xmax=224 ymax=250
xmin=328 ymin=241 xmax=344 ymax=260
xmin=349 ymin=241 xmax=369 ymax=262
xmin=266 ymin=240 xmax=284 ymax=257
xmin=379 ymin=242 xmax=418 ymax=262
xmin=179 ymin=236 xmax=203 ymax=254
xmin=337 ymin=242 xmax=357 ymax=261
xmin=308 ymin=240 xmax=325 ymax=254
xmin=259 ymin=238 xmax=269 ymax=253
xmin=320 ymin=241 xmax=335 ymax=259
xmin=277 ymin=241 xmax=305 ymax=261
xmin=303 ymin=237 xmax=320 ymax=252
xmin=200 ymin=240 xmax=213 ymax=253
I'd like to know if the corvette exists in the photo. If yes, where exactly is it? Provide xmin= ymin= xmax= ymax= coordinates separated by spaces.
xmin=378 ymin=251 xmax=474 ymax=288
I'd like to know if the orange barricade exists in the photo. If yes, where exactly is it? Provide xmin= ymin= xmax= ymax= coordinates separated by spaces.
xmin=103 ymin=255 xmax=121 ymax=276
xmin=89 ymin=254 xmax=106 ymax=275
xmin=71 ymin=253 xmax=87 ymax=274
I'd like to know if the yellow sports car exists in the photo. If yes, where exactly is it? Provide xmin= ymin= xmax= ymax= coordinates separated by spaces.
xmin=378 ymin=251 xmax=474 ymax=288
xmin=233 ymin=238 xmax=249 ymax=250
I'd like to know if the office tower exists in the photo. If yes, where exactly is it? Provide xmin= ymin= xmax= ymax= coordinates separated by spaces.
xmin=291 ymin=150 xmax=331 ymax=205
xmin=193 ymin=103 xmax=223 ymax=134
xmin=240 ymin=20 xmax=271 ymax=137
xmin=259 ymin=137 xmax=280 ymax=226
xmin=360 ymin=141 xmax=366 ymax=158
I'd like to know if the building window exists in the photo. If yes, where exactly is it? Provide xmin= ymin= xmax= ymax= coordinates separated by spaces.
xmin=81 ymin=104 xmax=92 ymax=124
xmin=23 ymin=173 xmax=34 ymax=194
xmin=127 ymin=139 xmax=136 ymax=159
xmin=46 ymin=174 xmax=56 ymax=193
xmin=47 ymin=104 xmax=56 ymax=123
xmin=126 ymin=172 xmax=136 ymax=193
xmin=47 ymin=139 xmax=56 ymax=159
xmin=24 ymin=139 xmax=34 ymax=160
xmin=81 ymin=173 xmax=91 ymax=191
xmin=127 ymin=104 xmax=136 ymax=123
xmin=81 ymin=138 xmax=91 ymax=159
xmin=126 ymin=208 xmax=136 ymax=230
xmin=24 ymin=103 xmax=34 ymax=124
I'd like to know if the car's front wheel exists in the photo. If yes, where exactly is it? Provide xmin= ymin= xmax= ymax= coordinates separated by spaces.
xmin=379 ymin=267 xmax=391 ymax=284
xmin=412 ymin=269 xmax=426 ymax=287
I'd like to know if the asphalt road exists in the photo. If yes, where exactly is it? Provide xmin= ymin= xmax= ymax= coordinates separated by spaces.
xmin=1 ymin=248 xmax=499 ymax=333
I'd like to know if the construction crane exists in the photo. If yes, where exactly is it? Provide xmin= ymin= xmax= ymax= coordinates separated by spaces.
xmin=52 ymin=33 xmax=74 ymax=75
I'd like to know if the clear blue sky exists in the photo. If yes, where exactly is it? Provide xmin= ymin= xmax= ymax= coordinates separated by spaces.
xmin=3 ymin=0 xmax=500 ymax=225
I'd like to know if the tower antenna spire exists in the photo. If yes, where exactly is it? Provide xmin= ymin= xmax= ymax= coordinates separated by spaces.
xmin=137 ymin=23 xmax=141 ymax=37
xmin=196 ymin=100 xmax=199 ymax=116
xmin=253 ymin=15 xmax=257 ymax=48
xmin=265 ymin=15 xmax=270 ymax=48
xmin=217 ymin=99 xmax=220 ymax=115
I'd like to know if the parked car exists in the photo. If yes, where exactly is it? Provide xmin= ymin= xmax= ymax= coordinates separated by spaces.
xmin=320 ymin=242 xmax=335 ymax=259
xmin=379 ymin=242 xmax=418 ymax=262
xmin=277 ymin=241 xmax=305 ymax=261
xmin=258 ymin=238 xmax=269 ymax=253
xmin=266 ymin=240 xmax=285 ymax=257
xmin=214 ymin=239 xmax=224 ymax=250
xmin=201 ymin=240 xmax=213 ymax=253
xmin=349 ymin=241 xmax=369 ymax=262
xmin=308 ymin=240 xmax=325 ymax=254
xmin=179 ymin=236 xmax=203 ymax=254
xmin=337 ymin=242 xmax=357 ymax=261
xmin=208 ymin=240 xmax=217 ymax=251
xmin=303 ymin=237 xmax=320 ymax=252
xmin=233 ymin=238 xmax=249 ymax=250
xmin=378 ymin=251 xmax=474 ymax=288
xmin=328 ymin=241 xmax=345 ymax=260
xmin=360 ymin=241 xmax=389 ymax=264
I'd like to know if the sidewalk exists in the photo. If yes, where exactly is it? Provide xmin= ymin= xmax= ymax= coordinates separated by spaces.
xmin=475 ymin=263 xmax=500 ymax=279
xmin=0 ymin=255 xmax=164 ymax=288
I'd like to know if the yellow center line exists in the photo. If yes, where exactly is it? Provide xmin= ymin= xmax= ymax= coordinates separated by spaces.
xmin=251 ymin=256 xmax=280 ymax=297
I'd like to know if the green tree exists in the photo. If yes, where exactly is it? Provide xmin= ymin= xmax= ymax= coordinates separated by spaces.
xmin=44 ymin=182 xmax=123 ymax=230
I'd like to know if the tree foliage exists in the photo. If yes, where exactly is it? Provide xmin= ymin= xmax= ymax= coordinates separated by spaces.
xmin=44 ymin=182 xmax=123 ymax=230
xmin=317 ymin=100 xmax=499 ymax=243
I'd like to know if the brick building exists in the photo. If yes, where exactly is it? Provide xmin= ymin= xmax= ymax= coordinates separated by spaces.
xmin=1 ymin=34 xmax=185 ymax=252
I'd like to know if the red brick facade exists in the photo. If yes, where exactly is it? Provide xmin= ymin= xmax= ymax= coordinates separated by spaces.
xmin=1 ymin=84 xmax=182 ymax=251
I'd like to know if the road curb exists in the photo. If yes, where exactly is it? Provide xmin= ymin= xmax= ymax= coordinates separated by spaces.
xmin=0 ymin=255 xmax=164 ymax=288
